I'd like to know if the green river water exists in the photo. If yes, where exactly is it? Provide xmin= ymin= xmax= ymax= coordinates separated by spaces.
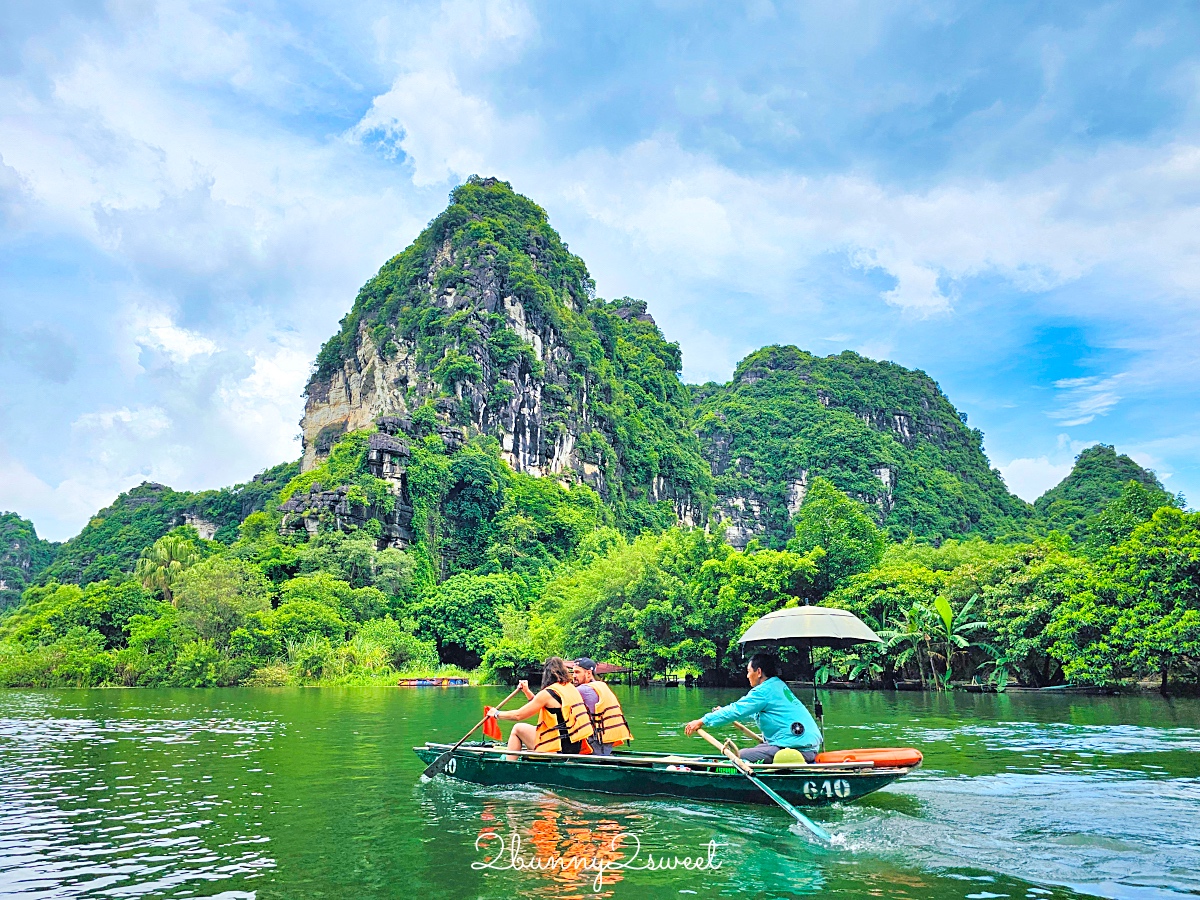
xmin=1 ymin=687 xmax=1198 ymax=900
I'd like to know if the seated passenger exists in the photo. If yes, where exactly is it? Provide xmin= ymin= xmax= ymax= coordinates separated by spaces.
xmin=572 ymin=657 xmax=633 ymax=756
xmin=487 ymin=657 xmax=594 ymax=760
xmin=683 ymin=653 xmax=821 ymax=763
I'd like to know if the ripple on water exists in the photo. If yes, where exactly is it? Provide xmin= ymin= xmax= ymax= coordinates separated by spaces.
xmin=832 ymin=772 xmax=1200 ymax=899
xmin=0 ymin=709 xmax=277 ymax=898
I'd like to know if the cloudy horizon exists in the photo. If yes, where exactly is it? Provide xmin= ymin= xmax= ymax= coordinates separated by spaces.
xmin=2 ymin=0 xmax=1199 ymax=541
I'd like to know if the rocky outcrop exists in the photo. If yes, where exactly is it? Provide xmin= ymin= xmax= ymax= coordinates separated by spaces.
xmin=695 ymin=345 xmax=1032 ymax=544
xmin=279 ymin=483 xmax=416 ymax=549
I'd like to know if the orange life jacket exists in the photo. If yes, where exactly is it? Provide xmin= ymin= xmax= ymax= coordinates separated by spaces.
xmin=589 ymin=680 xmax=633 ymax=746
xmin=534 ymin=682 xmax=594 ymax=752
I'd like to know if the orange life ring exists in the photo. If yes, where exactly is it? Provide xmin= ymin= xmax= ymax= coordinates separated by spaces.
xmin=815 ymin=747 xmax=923 ymax=768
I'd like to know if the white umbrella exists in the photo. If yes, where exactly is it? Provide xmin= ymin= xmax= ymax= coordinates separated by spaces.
xmin=737 ymin=605 xmax=882 ymax=749
xmin=738 ymin=606 xmax=882 ymax=651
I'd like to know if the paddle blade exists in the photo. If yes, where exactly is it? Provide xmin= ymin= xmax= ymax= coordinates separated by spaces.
xmin=482 ymin=708 xmax=502 ymax=741
xmin=421 ymin=751 xmax=453 ymax=779
xmin=748 ymin=773 xmax=833 ymax=843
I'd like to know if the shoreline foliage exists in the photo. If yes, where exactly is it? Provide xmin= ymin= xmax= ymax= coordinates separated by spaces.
xmin=2 ymin=428 xmax=1194 ymax=692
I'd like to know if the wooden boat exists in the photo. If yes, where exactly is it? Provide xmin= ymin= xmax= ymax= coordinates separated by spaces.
xmin=413 ymin=742 xmax=918 ymax=807
xmin=397 ymin=677 xmax=470 ymax=687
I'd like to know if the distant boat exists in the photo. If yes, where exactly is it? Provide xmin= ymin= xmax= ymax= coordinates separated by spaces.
xmin=397 ymin=677 xmax=469 ymax=687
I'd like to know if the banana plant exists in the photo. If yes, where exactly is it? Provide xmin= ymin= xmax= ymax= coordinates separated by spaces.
xmin=979 ymin=644 xmax=1019 ymax=692
xmin=879 ymin=603 xmax=935 ymax=688
xmin=930 ymin=594 xmax=988 ymax=690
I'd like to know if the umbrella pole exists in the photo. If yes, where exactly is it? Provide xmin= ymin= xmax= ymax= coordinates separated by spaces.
xmin=807 ymin=646 xmax=825 ymax=753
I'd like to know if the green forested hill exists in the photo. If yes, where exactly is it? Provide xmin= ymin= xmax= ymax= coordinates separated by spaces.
xmin=305 ymin=176 xmax=711 ymax=532
xmin=0 ymin=513 xmax=58 ymax=609
xmin=40 ymin=462 xmax=299 ymax=587
xmin=693 ymin=346 xmax=1032 ymax=545
xmin=1035 ymin=444 xmax=1173 ymax=542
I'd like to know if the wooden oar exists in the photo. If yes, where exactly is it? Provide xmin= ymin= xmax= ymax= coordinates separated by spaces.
xmin=421 ymin=686 xmax=523 ymax=779
xmin=733 ymin=720 xmax=764 ymax=743
xmin=695 ymin=728 xmax=832 ymax=843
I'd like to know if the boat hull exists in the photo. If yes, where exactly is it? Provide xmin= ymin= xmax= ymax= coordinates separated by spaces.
xmin=414 ymin=744 xmax=910 ymax=808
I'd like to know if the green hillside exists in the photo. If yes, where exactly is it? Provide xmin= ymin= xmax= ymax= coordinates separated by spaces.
xmin=41 ymin=461 xmax=299 ymax=587
xmin=694 ymin=346 xmax=1032 ymax=545
xmin=1035 ymin=445 xmax=1173 ymax=542
xmin=0 ymin=513 xmax=58 ymax=609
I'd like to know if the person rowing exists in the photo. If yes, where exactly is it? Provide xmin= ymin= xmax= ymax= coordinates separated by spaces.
xmin=571 ymin=657 xmax=633 ymax=756
xmin=683 ymin=653 xmax=821 ymax=763
xmin=486 ymin=657 xmax=594 ymax=760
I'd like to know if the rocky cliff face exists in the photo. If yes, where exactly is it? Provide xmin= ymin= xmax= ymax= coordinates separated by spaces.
xmin=694 ymin=346 xmax=1031 ymax=546
xmin=301 ymin=177 xmax=711 ymax=529
xmin=300 ymin=180 xmax=1029 ymax=547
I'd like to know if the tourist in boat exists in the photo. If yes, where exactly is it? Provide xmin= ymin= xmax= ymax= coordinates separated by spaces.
xmin=572 ymin=657 xmax=633 ymax=756
xmin=487 ymin=657 xmax=594 ymax=760
xmin=683 ymin=653 xmax=821 ymax=763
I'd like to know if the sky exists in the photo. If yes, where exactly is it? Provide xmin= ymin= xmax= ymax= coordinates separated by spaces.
xmin=2 ymin=0 xmax=1200 ymax=541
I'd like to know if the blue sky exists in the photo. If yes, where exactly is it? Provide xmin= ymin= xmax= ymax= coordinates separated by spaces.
xmin=2 ymin=0 xmax=1199 ymax=540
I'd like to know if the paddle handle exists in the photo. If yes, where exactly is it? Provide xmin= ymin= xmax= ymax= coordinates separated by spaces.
xmin=733 ymin=721 xmax=764 ymax=743
xmin=696 ymin=728 xmax=754 ymax=774
xmin=452 ymin=685 xmax=523 ymax=752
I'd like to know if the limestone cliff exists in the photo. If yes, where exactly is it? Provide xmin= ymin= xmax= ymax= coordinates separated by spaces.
xmin=693 ymin=346 xmax=1032 ymax=546
xmin=301 ymin=177 xmax=711 ymax=529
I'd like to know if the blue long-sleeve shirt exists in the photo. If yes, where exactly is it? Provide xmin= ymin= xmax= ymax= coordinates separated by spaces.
xmin=701 ymin=677 xmax=821 ymax=751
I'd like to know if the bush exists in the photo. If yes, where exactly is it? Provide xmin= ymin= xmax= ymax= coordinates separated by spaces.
xmin=287 ymin=635 xmax=335 ymax=680
xmin=173 ymin=639 xmax=223 ymax=687
xmin=355 ymin=617 xmax=438 ymax=670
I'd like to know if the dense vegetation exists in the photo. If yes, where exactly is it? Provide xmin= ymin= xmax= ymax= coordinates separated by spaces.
xmin=694 ymin=346 xmax=1032 ymax=545
xmin=2 ymin=429 xmax=1195 ymax=693
xmin=0 ymin=513 xmax=58 ymax=610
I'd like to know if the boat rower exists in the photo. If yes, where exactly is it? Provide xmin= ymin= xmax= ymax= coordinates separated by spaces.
xmin=571 ymin=657 xmax=633 ymax=756
xmin=683 ymin=653 xmax=821 ymax=763
xmin=487 ymin=657 xmax=594 ymax=761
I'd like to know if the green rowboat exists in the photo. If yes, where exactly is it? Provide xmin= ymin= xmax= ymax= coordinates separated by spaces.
xmin=414 ymin=742 xmax=915 ymax=808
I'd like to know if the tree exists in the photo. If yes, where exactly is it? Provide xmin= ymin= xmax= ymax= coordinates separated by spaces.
xmin=135 ymin=533 xmax=201 ymax=605
xmin=279 ymin=572 xmax=388 ymax=623
xmin=415 ymin=573 xmax=525 ymax=666
xmin=174 ymin=558 xmax=271 ymax=647
xmin=789 ymin=477 xmax=885 ymax=595
xmin=1108 ymin=507 xmax=1200 ymax=693
xmin=1085 ymin=480 xmax=1175 ymax=553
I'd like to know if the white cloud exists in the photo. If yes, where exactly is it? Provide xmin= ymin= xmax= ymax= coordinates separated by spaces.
xmin=998 ymin=456 xmax=1074 ymax=502
xmin=132 ymin=310 xmax=219 ymax=364
xmin=354 ymin=0 xmax=537 ymax=185
xmin=72 ymin=406 xmax=172 ymax=438
xmin=1048 ymin=374 xmax=1124 ymax=426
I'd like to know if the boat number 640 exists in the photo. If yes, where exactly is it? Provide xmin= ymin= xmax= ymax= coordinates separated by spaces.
xmin=802 ymin=779 xmax=851 ymax=800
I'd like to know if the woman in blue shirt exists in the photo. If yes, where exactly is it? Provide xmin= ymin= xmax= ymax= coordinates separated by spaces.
xmin=683 ymin=653 xmax=821 ymax=763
